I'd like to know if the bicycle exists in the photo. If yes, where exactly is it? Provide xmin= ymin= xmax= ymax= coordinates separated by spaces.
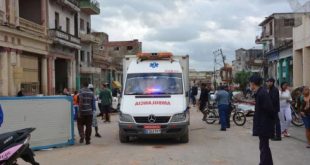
xmin=290 ymin=105 xmax=304 ymax=127
xmin=203 ymin=103 xmax=247 ymax=126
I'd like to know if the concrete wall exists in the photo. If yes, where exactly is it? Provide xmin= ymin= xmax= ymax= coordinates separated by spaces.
xmin=293 ymin=14 xmax=310 ymax=87
xmin=47 ymin=0 xmax=75 ymax=35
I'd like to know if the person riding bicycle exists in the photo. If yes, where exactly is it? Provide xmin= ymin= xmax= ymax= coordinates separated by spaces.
xmin=198 ymin=83 xmax=210 ymax=121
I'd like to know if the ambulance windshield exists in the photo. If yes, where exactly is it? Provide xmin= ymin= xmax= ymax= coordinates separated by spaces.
xmin=125 ymin=73 xmax=183 ymax=95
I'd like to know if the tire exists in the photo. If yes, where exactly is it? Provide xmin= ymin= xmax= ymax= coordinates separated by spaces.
xmin=233 ymin=112 xmax=246 ymax=126
xmin=291 ymin=112 xmax=304 ymax=127
xmin=119 ymin=130 xmax=129 ymax=143
xmin=205 ymin=110 xmax=217 ymax=124
xmin=179 ymin=127 xmax=189 ymax=143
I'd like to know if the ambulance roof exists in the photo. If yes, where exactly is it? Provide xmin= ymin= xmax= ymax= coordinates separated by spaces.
xmin=127 ymin=60 xmax=182 ymax=74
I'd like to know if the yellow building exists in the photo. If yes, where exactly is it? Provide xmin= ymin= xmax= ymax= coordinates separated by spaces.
xmin=0 ymin=0 xmax=50 ymax=96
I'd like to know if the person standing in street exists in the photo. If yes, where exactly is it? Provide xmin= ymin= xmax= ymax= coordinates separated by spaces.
xmin=191 ymin=83 xmax=198 ymax=107
xmin=215 ymin=86 xmax=230 ymax=131
xmin=99 ymin=83 xmax=112 ymax=123
xmin=297 ymin=86 xmax=310 ymax=148
xmin=198 ymin=83 xmax=209 ymax=121
xmin=266 ymin=78 xmax=281 ymax=141
xmin=63 ymin=88 xmax=71 ymax=96
xmin=88 ymin=84 xmax=102 ymax=138
xmin=250 ymin=75 xmax=275 ymax=165
xmin=279 ymin=82 xmax=292 ymax=138
xmin=225 ymin=86 xmax=234 ymax=128
xmin=73 ymin=91 xmax=79 ymax=121
xmin=77 ymin=82 xmax=95 ymax=145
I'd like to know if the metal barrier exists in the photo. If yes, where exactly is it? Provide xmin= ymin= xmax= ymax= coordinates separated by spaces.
xmin=0 ymin=96 xmax=74 ymax=150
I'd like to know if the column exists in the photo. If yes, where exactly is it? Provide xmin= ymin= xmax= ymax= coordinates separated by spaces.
xmin=303 ymin=47 xmax=310 ymax=87
xmin=293 ymin=49 xmax=303 ymax=87
xmin=278 ymin=59 xmax=283 ymax=85
xmin=0 ymin=49 xmax=9 ymax=96
xmin=8 ymin=50 xmax=15 ymax=96
xmin=41 ymin=57 xmax=48 ymax=95
xmin=67 ymin=60 xmax=73 ymax=92
xmin=72 ymin=60 xmax=76 ymax=91
xmin=14 ymin=50 xmax=22 ymax=93
xmin=47 ymin=56 xmax=55 ymax=95
xmin=285 ymin=58 xmax=290 ymax=85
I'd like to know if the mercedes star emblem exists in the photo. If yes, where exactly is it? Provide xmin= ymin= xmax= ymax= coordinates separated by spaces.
xmin=148 ymin=115 xmax=156 ymax=123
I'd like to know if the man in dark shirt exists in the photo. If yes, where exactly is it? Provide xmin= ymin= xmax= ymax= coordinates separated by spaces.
xmin=199 ymin=83 xmax=210 ymax=121
xmin=266 ymin=78 xmax=281 ymax=141
xmin=78 ymin=82 xmax=95 ymax=145
xmin=250 ymin=75 xmax=275 ymax=165
xmin=191 ymin=83 xmax=198 ymax=107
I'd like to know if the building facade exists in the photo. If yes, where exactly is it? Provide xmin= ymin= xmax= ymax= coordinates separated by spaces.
xmin=104 ymin=39 xmax=142 ymax=84
xmin=293 ymin=13 xmax=310 ymax=87
xmin=256 ymin=13 xmax=302 ymax=85
xmin=189 ymin=69 xmax=212 ymax=85
xmin=47 ymin=0 xmax=81 ymax=94
xmin=0 ymin=0 xmax=50 ymax=96
xmin=78 ymin=0 xmax=101 ymax=88
xmin=232 ymin=48 xmax=264 ymax=77
xmin=91 ymin=32 xmax=112 ymax=89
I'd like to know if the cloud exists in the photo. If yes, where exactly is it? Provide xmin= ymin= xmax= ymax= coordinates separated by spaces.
xmin=92 ymin=0 xmax=291 ymax=71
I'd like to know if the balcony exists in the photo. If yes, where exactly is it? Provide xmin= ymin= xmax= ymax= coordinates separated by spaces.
xmin=80 ymin=33 xmax=100 ymax=43
xmin=80 ymin=66 xmax=101 ymax=74
xmin=48 ymin=29 xmax=81 ymax=49
xmin=19 ymin=18 xmax=45 ymax=37
xmin=56 ymin=0 xmax=80 ymax=12
xmin=80 ymin=0 xmax=100 ymax=15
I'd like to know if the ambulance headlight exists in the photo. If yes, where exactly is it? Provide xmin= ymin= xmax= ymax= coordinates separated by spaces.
xmin=171 ymin=112 xmax=187 ymax=122
xmin=119 ymin=113 xmax=134 ymax=123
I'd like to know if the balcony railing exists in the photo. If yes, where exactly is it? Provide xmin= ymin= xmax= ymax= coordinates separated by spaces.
xmin=80 ymin=0 xmax=100 ymax=15
xmin=80 ymin=33 xmax=100 ymax=43
xmin=56 ymin=0 xmax=80 ymax=11
xmin=49 ymin=29 xmax=80 ymax=45
xmin=19 ymin=17 xmax=45 ymax=36
xmin=67 ymin=0 xmax=79 ymax=7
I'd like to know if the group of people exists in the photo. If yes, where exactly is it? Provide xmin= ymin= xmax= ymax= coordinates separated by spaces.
xmin=191 ymin=83 xmax=233 ymax=131
xmin=72 ymin=82 xmax=113 ymax=145
xmin=191 ymin=76 xmax=310 ymax=165
xmin=249 ymin=76 xmax=310 ymax=165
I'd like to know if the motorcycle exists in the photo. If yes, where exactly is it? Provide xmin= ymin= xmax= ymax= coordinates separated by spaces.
xmin=0 ymin=128 xmax=39 ymax=165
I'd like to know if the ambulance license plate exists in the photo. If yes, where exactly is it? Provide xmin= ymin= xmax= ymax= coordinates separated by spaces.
xmin=144 ymin=129 xmax=161 ymax=134
xmin=144 ymin=125 xmax=161 ymax=134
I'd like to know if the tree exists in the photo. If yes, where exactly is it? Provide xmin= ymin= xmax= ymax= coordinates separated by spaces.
xmin=234 ymin=70 xmax=252 ymax=93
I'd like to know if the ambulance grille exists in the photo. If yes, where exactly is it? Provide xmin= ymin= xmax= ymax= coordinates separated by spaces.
xmin=134 ymin=116 xmax=171 ymax=123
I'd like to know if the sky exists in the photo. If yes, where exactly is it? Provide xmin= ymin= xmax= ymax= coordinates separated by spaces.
xmin=92 ymin=0 xmax=296 ymax=71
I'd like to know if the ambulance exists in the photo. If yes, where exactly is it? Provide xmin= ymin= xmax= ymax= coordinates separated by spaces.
xmin=118 ymin=52 xmax=190 ymax=143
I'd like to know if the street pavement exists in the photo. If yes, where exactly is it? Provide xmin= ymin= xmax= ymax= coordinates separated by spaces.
xmin=26 ymin=106 xmax=309 ymax=165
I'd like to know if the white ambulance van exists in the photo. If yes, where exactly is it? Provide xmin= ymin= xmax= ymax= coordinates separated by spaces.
xmin=119 ymin=53 xmax=190 ymax=143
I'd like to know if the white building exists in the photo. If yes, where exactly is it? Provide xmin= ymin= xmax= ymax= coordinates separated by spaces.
xmin=293 ymin=13 xmax=310 ymax=87
xmin=79 ymin=0 xmax=101 ymax=86
xmin=47 ymin=0 xmax=81 ymax=94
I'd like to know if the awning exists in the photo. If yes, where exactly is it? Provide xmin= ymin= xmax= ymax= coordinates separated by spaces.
xmin=112 ymin=81 xmax=122 ymax=89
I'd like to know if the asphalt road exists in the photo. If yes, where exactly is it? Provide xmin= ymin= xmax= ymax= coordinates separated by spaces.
xmin=26 ymin=107 xmax=309 ymax=165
